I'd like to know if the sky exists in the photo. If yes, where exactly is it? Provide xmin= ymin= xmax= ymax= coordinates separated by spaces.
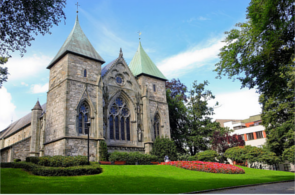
xmin=0 ymin=0 xmax=262 ymax=130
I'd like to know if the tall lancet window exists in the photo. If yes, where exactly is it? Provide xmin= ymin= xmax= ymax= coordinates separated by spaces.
xmin=77 ymin=102 xmax=90 ymax=135
xmin=84 ymin=69 xmax=87 ymax=77
xmin=109 ymin=97 xmax=131 ymax=141
xmin=154 ymin=114 xmax=160 ymax=139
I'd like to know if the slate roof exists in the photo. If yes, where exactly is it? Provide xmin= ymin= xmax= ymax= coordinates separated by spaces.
xmin=0 ymin=104 xmax=46 ymax=139
xmin=129 ymin=42 xmax=167 ymax=81
xmin=101 ymin=59 xmax=117 ymax=77
xmin=47 ymin=15 xmax=105 ymax=69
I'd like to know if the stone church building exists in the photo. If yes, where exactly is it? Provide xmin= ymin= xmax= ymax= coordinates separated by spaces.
xmin=0 ymin=16 xmax=171 ymax=162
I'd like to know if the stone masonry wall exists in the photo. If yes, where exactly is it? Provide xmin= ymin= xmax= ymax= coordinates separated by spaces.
xmin=1 ymin=149 xmax=9 ymax=162
xmin=44 ymin=139 xmax=66 ymax=156
xmin=4 ymin=125 xmax=31 ymax=147
xmin=66 ymin=139 xmax=97 ymax=161
xmin=12 ymin=138 xmax=31 ymax=161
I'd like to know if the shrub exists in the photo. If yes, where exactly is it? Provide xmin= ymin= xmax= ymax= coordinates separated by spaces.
xmin=37 ymin=155 xmax=88 ymax=167
xmin=196 ymin=150 xmax=219 ymax=162
xmin=109 ymin=151 xmax=158 ymax=165
xmin=26 ymin=156 xmax=39 ymax=164
xmin=38 ymin=156 xmax=51 ymax=166
xmin=14 ymin=159 xmax=21 ymax=162
xmin=99 ymin=140 xmax=108 ymax=161
xmin=188 ymin=155 xmax=197 ymax=161
xmin=151 ymin=136 xmax=177 ymax=162
xmin=1 ymin=161 xmax=102 ymax=176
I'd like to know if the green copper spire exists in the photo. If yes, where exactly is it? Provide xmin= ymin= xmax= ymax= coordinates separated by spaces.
xmin=129 ymin=42 xmax=167 ymax=81
xmin=47 ymin=15 xmax=105 ymax=69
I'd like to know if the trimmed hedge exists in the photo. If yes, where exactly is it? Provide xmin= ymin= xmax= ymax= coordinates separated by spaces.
xmin=0 ymin=162 xmax=102 ymax=176
xmin=109 ymin=151 xmax=158 ymax=165
xmin=37 ymin=155 xmax=88 ymax=167
xmin=14 ymin=159 xmax=21 ymax=162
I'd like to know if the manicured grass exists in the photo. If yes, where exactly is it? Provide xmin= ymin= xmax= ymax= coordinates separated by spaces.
xmin=1 ymin=165 xmax=294 ymax=194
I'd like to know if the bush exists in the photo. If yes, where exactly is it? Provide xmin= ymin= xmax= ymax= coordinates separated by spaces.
xmin=14 ymin=159 xmax=21 ymax=162
xmin=196 ymin=150 xmax=219 ymax=162
xmin=99 ymin=140 xmax=108 ymax=161
xmin=151 ymin=136 xmax=177 ymax=162
xmin=37 ymin=155 xmax=88 ymax=167
xmin=188 ymin=155 xmax=197 ymax=161
xmin=26 ymin=156 xmax=39 ymax=164
xmin=109 ymin=151 xmax=158 ymax=165
xmin=1 ymin=161 xmax=102 ymax=176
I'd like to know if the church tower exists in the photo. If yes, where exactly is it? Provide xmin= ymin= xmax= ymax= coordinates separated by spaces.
xmin=44 ymin=16 xmax=105 ymax=160
xmin=129 ymin=41 xmax=171 ymax=153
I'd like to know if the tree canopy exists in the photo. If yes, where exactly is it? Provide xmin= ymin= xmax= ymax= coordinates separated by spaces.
xmin=214 ymin=0 xmax=294 ymax=159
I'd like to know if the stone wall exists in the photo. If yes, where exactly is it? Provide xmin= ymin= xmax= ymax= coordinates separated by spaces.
xmin=65 ymin=138 xmax=97 ymax=161
xmin=44 ymin=139 xmax=66 ymax=156
xmin=4 ymin=125 xmax=31 ymax=147
xmin=1 ymin=149 xmax=9 ymax=162
xmin=12 ymin=137 xmax=31 ymax=161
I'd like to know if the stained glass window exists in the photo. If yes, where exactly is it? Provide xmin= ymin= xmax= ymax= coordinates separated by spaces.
xmin=121 ymin=117 xmax=125 ymax=140
xmin=126 ymin=117 xmax=130 ymax=141
xmin=115 ymin=116 xmax=119 ymax=140
xmin=109 ymin=96 xmax=131 ymax=141
xmin=110 ymin=116 xmax=114 ymax=139
xmin=84 ymin=69 xmax=87 ymax=77
xmin=77 ymin=102 xmax=90 ymax=135
xmin=154 ymin=114 xmax=160 ymax=139
xmin=116 ymin=76 xmax=122 ymax=84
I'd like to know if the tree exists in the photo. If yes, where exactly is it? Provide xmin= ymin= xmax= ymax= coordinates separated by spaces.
xmin=282 ymin=145 xmax=295 ymax=164
xmin=214 ymin=0 xmax=294 ymax=158
xmin=224 ymin=146 xmax=248 ymax=163
xmin=0 ymin=57 xmax=8 ymax=88
xmin=99 ymin=140 xmax=108 ymax=161
xmin=211 ymin=131 xmax=245 ymax=163
xmin=0 ymin=0 xmax=66 ymax=87
xmin=151 ymin=136 xmax=178 ymax=162
xmin=166 ymin=79 xmax=188 ymax=154
xmin=185 ymin=80 xmax=226 ymax=155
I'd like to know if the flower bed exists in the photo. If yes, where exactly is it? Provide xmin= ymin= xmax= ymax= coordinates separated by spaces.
xmin=160 ymin=161 xmax=245 ymax=174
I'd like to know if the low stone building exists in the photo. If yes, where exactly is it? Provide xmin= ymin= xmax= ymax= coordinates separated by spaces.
xmin=0 ymin=16 xmax=171 ymax=162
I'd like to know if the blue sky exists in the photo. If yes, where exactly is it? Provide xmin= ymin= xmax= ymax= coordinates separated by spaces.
xmin=0 ymin=0 xmax=262 ymax=130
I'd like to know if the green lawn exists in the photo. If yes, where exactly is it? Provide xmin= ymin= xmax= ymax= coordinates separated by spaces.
xmin=1 ymin=165 xmax=294 ymax=194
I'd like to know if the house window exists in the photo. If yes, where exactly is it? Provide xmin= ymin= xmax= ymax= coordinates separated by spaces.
xmin=153 ymin=114 xmax=160 ymax=139
xmin=247 ymin=133 xmax=254 ymax=140
xmin=84 ymin=69 xmax=87 ymax=77
xmin=109 ymin=97 xmax=130 ymax=141
xmin=77 ymin=102 xmax=90 ymax=135
xmin=256 ymin=131 xmax=263 ymax=139
xmin=153 ymin=84 xmax=156 ymax=92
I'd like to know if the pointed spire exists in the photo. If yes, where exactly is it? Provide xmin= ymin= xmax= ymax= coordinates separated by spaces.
xmin=32 ymin=100 xmax=42 ymax=111
xmin=129 ymin=42 xmax=167 ymax=81
xmin=119 ymin=48 xmax=123 ymax=58
xmin=47 ymin=15 xmax=105 ymax=69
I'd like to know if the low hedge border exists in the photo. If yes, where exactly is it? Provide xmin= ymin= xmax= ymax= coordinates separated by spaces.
xmin=0 ymin=162 xmax=102 ymax=176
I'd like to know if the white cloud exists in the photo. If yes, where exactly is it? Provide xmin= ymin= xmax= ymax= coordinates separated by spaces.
xmin=4 ymin=54 xmax=52 ymax=81
xmin=198 ymin=16 xmax=210 ymax=21
xmin=157 ymin=37 xmax=225 ymax=77
xmin=31 ymin=83 xmax=49 ymax=94
xmin=208 ymin=89 xmax=262 ymax=121
xmin=0 ymin=87 xmax=17 ymax=130
xmin=21 ymin=82 xmax=28 ymax=86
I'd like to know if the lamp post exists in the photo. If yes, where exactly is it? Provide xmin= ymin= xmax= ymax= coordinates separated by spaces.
xmin=86 ymin=121 xmax=91 ymax=165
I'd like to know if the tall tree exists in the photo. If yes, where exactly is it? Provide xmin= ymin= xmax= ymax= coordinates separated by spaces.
xmin=214 ymin=0 xmax=294 ymax=158
xmin=166 ymin=79 xmax=188 ymax=153
xmin=185 ymin=80 xmax=224 ymax=155
xmin=0 ymin=0 xmax=66 ymax=87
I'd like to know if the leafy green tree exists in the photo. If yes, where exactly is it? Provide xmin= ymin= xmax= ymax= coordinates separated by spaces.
xmin=185 ymin=80 xmax=226 ymax=155
xmin=282 ymin=145 xmax=295 ymax=164
xmin=214 ymin=0 xmax=294 ymax=158
xmin=166 ymin=79 xmax=189 ymax=154
xmin=224 ymin=146 xmax=248 ymax=163
xmin=0 ymin=0 xmax=66 ymax=87
xmin=196 ymin=150 xmax=219 ymax=162
xmin=99 ymin=140 xmax=108 ymax=161
xmin=151 ymin=136 xmax=177 ymax=162
xmin=0 ymin=57 xmax=8 ymax=88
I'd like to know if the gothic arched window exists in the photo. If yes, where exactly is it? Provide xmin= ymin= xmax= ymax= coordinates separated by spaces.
xmin=77 ymin=102 xmax=90 ymax=135
xmin=84 ymin=69 xmax=87 ymax=77
xmin=154 ymin=114 xmax=160 ymax=139
xmin=109 ymin=97 xmax=130 ymax=141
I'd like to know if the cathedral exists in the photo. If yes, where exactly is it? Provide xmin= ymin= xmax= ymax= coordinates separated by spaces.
xmin=0 ymin=16 xmax=171 ymax=162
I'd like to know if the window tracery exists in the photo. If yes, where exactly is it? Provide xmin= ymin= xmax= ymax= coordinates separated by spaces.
xmin=154 ymin=114 xmax=160 ymax=139
xmin=109 ymin=97 xmax=131 ymax=141
xmin=77 ymin=102 xmax=90 ymax=135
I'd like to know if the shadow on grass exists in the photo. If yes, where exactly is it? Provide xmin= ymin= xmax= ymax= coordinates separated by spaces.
xmin=1 ymin=166 xmax=294 ymax=194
